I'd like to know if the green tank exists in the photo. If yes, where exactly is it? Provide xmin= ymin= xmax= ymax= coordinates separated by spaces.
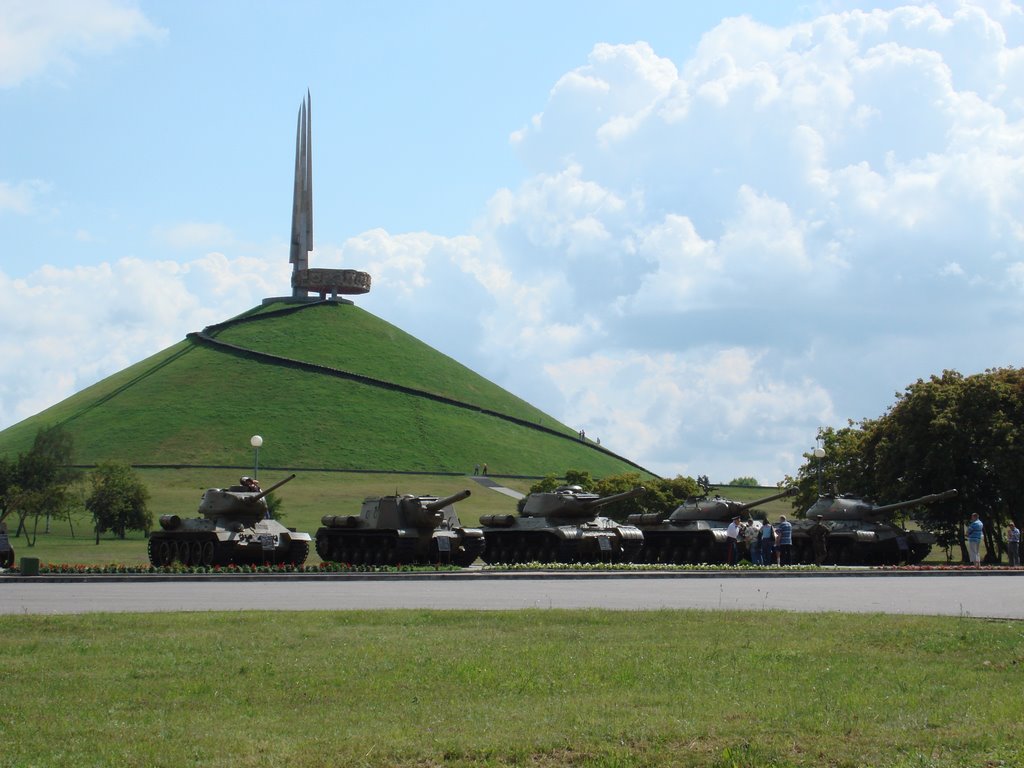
xmin=315 ymin=489 xmax=484 ymax=567
xmin=791 ymin=489 xmax=958 ymax=565
xmin=148 ymin=474 xmax=311 ymax=567
xmin=479 ymin=485 xmax=646 ymax=565
xmin=628 ymin=486 xmax=797 ymax=564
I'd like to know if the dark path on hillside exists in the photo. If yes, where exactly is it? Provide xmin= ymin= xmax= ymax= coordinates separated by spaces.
xmin=188 ymin=301 xmax=655 ymax=476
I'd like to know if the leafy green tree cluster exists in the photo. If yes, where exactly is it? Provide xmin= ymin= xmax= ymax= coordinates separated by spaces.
xmin=0 ymin=425 xmax=78 ymax=546
xmin=728 ymin=476 xmax=759 ymax=487
xmin=787 ymin=368 xmax=1024 ymax=563
xmin=523 ymin=470 xmax=700 ymax=521
xmin=86 ymin=462 xmax=152 ymax=540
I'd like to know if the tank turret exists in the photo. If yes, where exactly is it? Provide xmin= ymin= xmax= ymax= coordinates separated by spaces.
xmin=629 ymin=486 xmax=798 ymax=564
xmin=479 ymin=486 xmax=647 ymax=565
xmin=197 ymin=473 xmax=297 ymax=522
xmin=316 ymin=489 xmax=483 ymax=567
xmin=791 ymin=488 xmax=958 ymax=565
xmin=520 ymin=485 xmax=647 ymax=519
xmin=148 ymin=474 xmax=311 ymax=567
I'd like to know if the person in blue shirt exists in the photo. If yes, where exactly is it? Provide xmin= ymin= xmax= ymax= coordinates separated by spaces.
xmin=776 ymin=515 xmax=793 ymax=565
xmin=966 ymin=512 xmax=983 ymax=567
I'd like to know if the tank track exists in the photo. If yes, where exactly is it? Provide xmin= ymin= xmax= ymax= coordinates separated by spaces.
xmin=149 ymin=534 xmax=306 ymax=567
xmin=634 ymin=532 xmax=718 ymax=565
xmin=316 ymin=530 xmax=475 ymax=566
xmin=480 ymin=531 xmax=637 ymax=565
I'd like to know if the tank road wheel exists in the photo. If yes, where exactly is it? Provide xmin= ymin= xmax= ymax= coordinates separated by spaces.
xmin=315 ymin=533 xmax=331 ymax=561
xmin=286 ymin=539 xmax=309 ymax=566
xmin=189 ymin=540 xmax=203 ymax=566
xmin=199 ymin=540 xmax=215 ymax=567
xmin=827 ymin=541 xmax=849 ymax=566
xmin=481 ymin=537 xmax=501 ymax=565
xmin=147 ymin=538 xmax=159 ymax=567
xmin=175 ymin=540 xmax=190 ymax=565
xmin=535 ymin=538 xmax=554 ymax=564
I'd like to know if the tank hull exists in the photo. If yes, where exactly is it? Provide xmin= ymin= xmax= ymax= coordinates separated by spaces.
xmin=790 ymin=521 xmax=935 ymax=565
xmin=632 ymin=523 xmax=735 ymax=565
xmin=314 ymin=527 xmax=485 ymax=567
xmin=479 ymin=517 xmax=644 ymax=565
xmin=147 ymin=522 xmax=311 ymax=567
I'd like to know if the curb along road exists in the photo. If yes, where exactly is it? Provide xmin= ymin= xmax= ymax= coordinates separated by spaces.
xmin=2 ymin=566 xmax=1022 ymax=584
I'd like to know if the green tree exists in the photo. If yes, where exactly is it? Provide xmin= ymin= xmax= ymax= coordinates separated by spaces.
xmin=524 ymin=470 xmax=699 ymax=521
xmin=871 ymin=369 xmax=1019 ymax=562
xmin=788 ymin=368 xmax=1024 ymax=562
xmin=4 ymin=425 xmax=78 ymax=546
xmin=86 ymin=462 xmax=152 ymax=540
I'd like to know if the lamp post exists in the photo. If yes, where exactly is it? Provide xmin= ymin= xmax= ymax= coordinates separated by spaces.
xmin=250 ymin=435 xmax=263 ymax=480
xmin=813 ymin=446 xmax=826 ymax=496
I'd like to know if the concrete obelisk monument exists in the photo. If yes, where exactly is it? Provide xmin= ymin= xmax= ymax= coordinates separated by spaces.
xmin=290 ymin=90 xmax=314 ymax=296
xmin=282 ymin=91 xmax=371 ymax=303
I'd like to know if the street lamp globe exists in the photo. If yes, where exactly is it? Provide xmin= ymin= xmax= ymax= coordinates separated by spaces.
xmin=812 ymin=446 xmax=826 ymax=495
xmin=250 ymin=435 xmax=263 ymax=479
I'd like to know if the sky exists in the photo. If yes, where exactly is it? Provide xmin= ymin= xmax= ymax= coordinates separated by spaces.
xmin=1 ymin=0 xmax=1023 ymax=485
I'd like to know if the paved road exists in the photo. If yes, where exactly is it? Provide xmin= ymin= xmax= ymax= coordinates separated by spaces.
xmin=1 ymin=573 xmax=1021 ymax=618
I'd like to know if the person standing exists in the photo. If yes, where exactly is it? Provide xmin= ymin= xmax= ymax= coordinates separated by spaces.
xmin=760 ymin=518 xmax=776 ymax=566
xmin=725 ymin=516 xmax=741 ymax=564
xmin=744 ymin=520 xmax=762 ymax=565
xmin=966 ymin=512 xmax=983 ymax=567
xmin=807 ymin=514 xmax=829 ymax=566
xmin=1006 ymin=521 xmax=1020 ymax=567
xmin=776 ymin=515 xmax=793 ymax=565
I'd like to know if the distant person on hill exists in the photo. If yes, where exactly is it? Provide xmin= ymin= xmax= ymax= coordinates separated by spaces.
xmin=967 ymin=512 xmax=983 ymax=567
xmin=1007 ymin=521 xmax=1020 ymax=567
xmin=473 ymin=464 xmax=480 ymax=476
xmin=776 ymin=515 xmax=793 ymax=565
xmin=482 ymin=463 xmax=488 ymax=475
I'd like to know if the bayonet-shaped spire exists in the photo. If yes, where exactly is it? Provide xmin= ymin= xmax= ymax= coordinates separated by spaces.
xmin=290 ymin=90 xmax=313 ymax=296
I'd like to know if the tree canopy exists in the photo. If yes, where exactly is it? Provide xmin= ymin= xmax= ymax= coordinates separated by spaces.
xmin=0 ymin=425 xmax=78 ymax=546
xmin=788 ymin=368 xmax=1024 ymax=562
xmin=86 ymin=462 xmax=152 ymax=540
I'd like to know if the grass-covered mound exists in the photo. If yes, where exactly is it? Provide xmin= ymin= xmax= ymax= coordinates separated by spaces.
xmin=0 ymin=301 xmax=647 ymax=477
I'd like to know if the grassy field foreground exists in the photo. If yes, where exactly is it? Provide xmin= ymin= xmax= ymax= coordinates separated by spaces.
xmin=0 ymin=609 xmax=1020 ymax=767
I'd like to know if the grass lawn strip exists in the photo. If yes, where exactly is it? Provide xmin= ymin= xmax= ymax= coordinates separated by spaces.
xmin=0 ymin=609 xmax=1020 ymax=767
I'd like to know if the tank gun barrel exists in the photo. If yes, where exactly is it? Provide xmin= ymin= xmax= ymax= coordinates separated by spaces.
xmin=737 ymin=485 xmax=797 ymax=511
xmin=422 ymin=489 xmax=472 ymax=512
xmin=252 ymin=473 xmax=297 ymax=502
xmin=583 ymin=486 xmax=646 ymax=509
xmin=870 ymin=489 xmax=958 ymax=517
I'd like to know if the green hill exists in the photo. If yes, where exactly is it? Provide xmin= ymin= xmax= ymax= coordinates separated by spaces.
xmin=0 ymin=300 xmax=652 ymax=478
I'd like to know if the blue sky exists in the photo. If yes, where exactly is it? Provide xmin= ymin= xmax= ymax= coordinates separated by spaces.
xmin=2 ymin=0 xmax=1022 ymax=484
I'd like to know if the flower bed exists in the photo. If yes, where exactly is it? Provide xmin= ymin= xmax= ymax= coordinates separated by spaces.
xmin=3 ymin=561 xmax=460 ymax=575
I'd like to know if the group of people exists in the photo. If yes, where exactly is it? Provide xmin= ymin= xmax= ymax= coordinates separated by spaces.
xmin=727 ymin=515 xmax=797 ymax=565
xmin=727 ymin=510 xmax=1020 ymax=568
